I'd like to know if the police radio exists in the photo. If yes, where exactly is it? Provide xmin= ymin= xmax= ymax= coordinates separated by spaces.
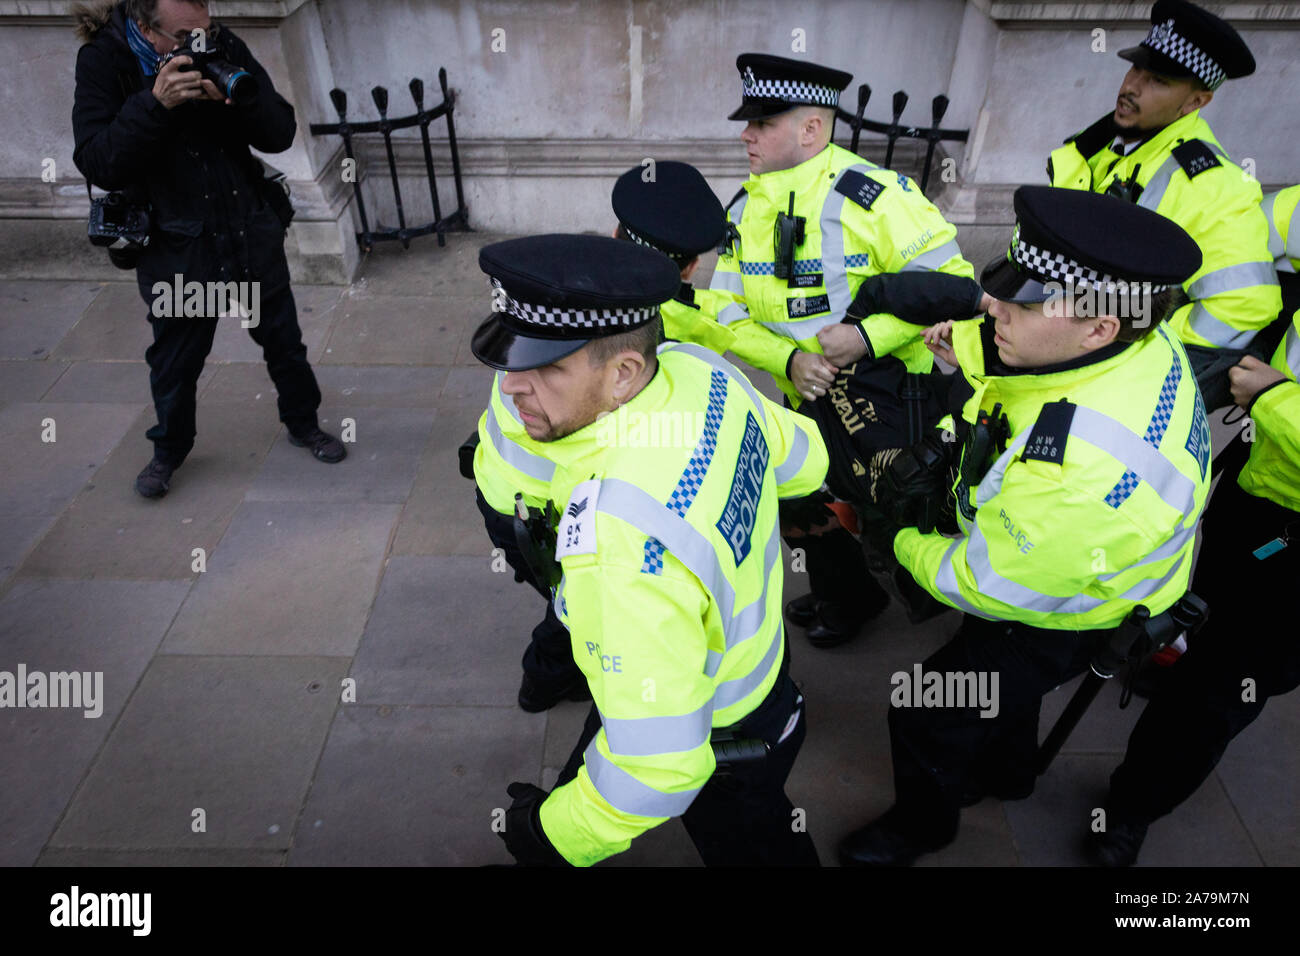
xmin=773 ymin=191 xmax=805 ymax=280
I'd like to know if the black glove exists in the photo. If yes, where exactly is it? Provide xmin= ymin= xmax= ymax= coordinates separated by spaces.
xmin=499 ymin=782 xmax=568 ymax=867
xmin=778 ymin=489 xmax=836 ymax=534
xmin=882 ymin=432 xmax=956 ymax=532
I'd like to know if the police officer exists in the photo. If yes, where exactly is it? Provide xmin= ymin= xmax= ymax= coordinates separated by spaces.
xmin=711 ymin=53 xmax=976 ymax=647
xmin=1048 ymin=0 xmax=1279 ymax=392
xmin=473 ymin=235 xmax=828 ymax=866
xmin=1089 ymin=307 xmax=1300 ymax=865
xmin=466 ymin=164 xmax=738 ymax=713
xmin=611 ymin=160 xmax=737 ymax=356
xmin=838 ymin=186 xmax=1209 ymax=865
xmin=1264 ymin=184 xmax=1299 ymax=320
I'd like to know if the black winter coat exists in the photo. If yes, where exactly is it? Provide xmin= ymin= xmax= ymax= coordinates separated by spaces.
xmin=72 ymin=2 xmax=297 ymax=301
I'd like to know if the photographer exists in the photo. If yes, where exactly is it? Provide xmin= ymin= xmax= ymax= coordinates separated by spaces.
xmin=72 ymin=0 xmax=343 ymax=499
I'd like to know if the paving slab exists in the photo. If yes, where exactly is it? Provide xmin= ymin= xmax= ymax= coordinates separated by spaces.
xmin=0 ymin=578 xmax=192 ymax=866
xmin=352 ymin=233 xmax=497 ymax=298
xmin=1215 ymin=691 xmax=1300 ymax=867
xmin=203 ymin=362 xmax=449 ymax=408
xmin=391 ymin=401 xmax=491 ymax=556
xmin=1041 ymin=671 xmax=1147 ymax=756
xmin=50 ymin=282 xmax=152 ymax=362
xmin=286 ymin=704 xmax=541 ymax=866
xmin=205 ymin=284 xmax=345 ymax=364
xmin=160 ymin=500 xmax=399 ymax=658
xmin=0 ymin=281 xmax=104 ymax=360
xmin=245 ymin=406 xmax=433 ymax=503
xmin=1004 ymin=753 xmax=1261 ymax=867
xmin=0 ymin=515 xmax=56 ymax=590
xmin=21 ymin=404 xmax=280 ymax=580
xmin=439 ymin=365 xmax=495 ymax=405
xmin=0 ymin=359 xmax=70 ymax=402
xmin=0 ymin=401 xmax=142 ymax=518
xmin=37 ymin=848 xmax=285 ymax=867
xmin=49 ymin=655 xmax=349 ymax=851
xmin=321 ymin=293 xmax=480 ymax=366
xmin=40 ymin=359 xmax=154 ymax=405
xmin=349 ymin=555 xmax=542 ymax=707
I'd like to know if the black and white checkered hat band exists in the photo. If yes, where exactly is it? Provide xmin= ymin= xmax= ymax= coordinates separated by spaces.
xmin=1010 ymin=232 xmax=1169 ymax=294
xmin=1143 ymin=19 xmax=1226 ymax=90
xmin=741 ymin=72 xmax=839 ymax=108
xmin=489 ymin=279 xmax=656 ymax=330
xmin=622 ymin=226 xmax=661 ymax=254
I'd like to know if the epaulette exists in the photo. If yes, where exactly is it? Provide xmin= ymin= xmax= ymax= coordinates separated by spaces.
xmin=835 ymin=169 xmax=886 ymax=212
xmin=1171 ymin=140 xmax=1222 ymax=181
xmin=1021 ymin=400 xmax=1076 ymax=465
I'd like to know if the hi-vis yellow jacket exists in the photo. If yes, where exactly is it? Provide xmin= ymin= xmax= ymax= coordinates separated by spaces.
xmin=1264 ymin=185 xmax=1299 ymax=275
xmin=1239 ymin=310 xmax=1300 ymax=513
xmin=473 ymin=292 xmax=737 ymax=515
xmin=533 ymin=342 xmax=827 ymax=866
xmin=709 ymin=143 xmax=973 ymax=403
xmin=896 ymin=318 xmax=1212 ymax=630
xmin=1049 ymin=111 xmax=1280 ymax=350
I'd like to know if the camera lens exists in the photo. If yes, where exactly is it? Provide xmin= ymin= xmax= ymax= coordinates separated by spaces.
xmin=204 ymin=60 xmax=257 ymax=105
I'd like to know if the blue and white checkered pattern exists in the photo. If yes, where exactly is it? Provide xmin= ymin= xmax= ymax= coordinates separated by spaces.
xmin=1105 ymin=339 xmax=1183 ymax=508
xmin=1143 ymin=19 xmax=1227 ymax=91
xmin=738 ymin=253 xmax=868 ymax=276
xmin=641 ymin=369 xmax=729 ymax=574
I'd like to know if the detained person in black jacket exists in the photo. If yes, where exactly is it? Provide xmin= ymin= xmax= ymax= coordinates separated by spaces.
xmin=72 ymin=0 xmax=344 ymax=498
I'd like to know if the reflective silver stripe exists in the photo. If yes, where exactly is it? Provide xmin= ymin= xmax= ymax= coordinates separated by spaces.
xmin=731 ymin=190 xmax=748 ymax=226
xmin=598 ymin=477 xmax=737 ymax=625
xmin=717 ymin=301 xmax=749 ymax=326
xmin=713 ymin=616 xmax=782 ymax=710
xmin=710 ymin=269 xmax=747 ymax=296
xmin=1118 ymin=549 xmax=1188 ymax=605
xmin=484 ymin=401 xmax=555 ymax=483
xmin=1186 ymin=261 xmax=1278 ymax=300
xmin=1186 ymin=301 xmax=1257 ymax=349
xmin=1285 ymin=322 xmax=1300 ymax=379
xmin=974 ymin=431 xmax=1030 ymax=506
xmin=1264 ymin=191 xmax=1285 ymax=260
xmin=901 ymin=238 xmax=963 ymax=273
xmin=817 ymin=166 xmax=863 ymax=319
xmin=1070 ymin=407 xmax=1197 ymax=514
xmin=1135 ymin=155 xmax=1180 ymax=212
xmin=663 ymin=341 xmax=767 ymax=424
xmin=583 ymin=738 xmax=701 ymax=817
xmin=599 ymin=700 xmax=714 ymax=757
xmin=758 ymin=312 xmax=841 ymax=341
xmin=932 ymin=538 xmax=991 ymax=619
xmin=497 ymin=372 xmax=523 ymax=425
xmin=773 ymin=425 xmax=809 ymax=487
xmin=965 ymin=523 xmax=1106 ymax=615
xmin=725 ymin=524 xmax=781 ymax=660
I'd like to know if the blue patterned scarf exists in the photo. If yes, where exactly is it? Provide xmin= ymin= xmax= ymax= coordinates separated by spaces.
xmin=126 ymin=16 xmax=160 ymax=77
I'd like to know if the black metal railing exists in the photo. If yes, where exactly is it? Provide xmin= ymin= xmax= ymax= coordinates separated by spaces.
xmin=310 ymin=67 xmax=469 ymax=251
xmin=834 ymin=83 xmax=969 ymax=195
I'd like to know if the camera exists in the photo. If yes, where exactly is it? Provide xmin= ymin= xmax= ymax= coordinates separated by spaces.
xmin=157 ymin=30 xmax=257 ymax=106
xmin=87 ymin=191 xmax=150 ymax=269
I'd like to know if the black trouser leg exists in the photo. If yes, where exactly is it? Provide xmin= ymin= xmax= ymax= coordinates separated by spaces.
xmin=1107 ymin=474 xmax=1300 ymax=825
xmin=144 ymin=311 xmax=219 ymax=465
xmin=245 ymin=285 xmax=321 ymax=434
xmin=787 ymin=526 xmax=887 ymax=617
xmin=887 ymin=616 xmax=1101 ymax=844
xmin=681 ymin=673 xmax=820 ymax=866
xmin=474 ymin=489 xmax=580 ymax=686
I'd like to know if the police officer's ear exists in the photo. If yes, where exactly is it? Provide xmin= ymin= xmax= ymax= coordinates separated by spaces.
xmin=679 ymin=256 xmax=700 ymax=281
xmin=1080 ymin=313 xmax=1122 ymax=352
xmin=1179 ymin=84 xmax=1213 ymax=118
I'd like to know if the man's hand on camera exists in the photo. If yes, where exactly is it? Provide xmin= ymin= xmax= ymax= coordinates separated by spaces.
xmin=152 ymin=56 xmax=230 ymax=109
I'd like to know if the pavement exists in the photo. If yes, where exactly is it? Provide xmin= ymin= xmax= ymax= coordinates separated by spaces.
xmin=1 ymin=228 xmax=1295 ymax=867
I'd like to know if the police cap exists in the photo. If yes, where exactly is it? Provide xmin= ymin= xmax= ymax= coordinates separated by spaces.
xmin=471 ymin=234 xmax=682 ymax=371
xmin=728 ymin=53 xmax=853 ymax=121
xmin=1118 ymin=0 xmax=1255 ymax=91
xmin=612 ymin=161 xmax=725 ymax=261
xmin=980 ymin=186 xmax=1202 ymax=304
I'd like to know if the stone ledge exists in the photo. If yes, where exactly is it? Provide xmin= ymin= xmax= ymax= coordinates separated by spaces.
xmin=987 ymin=2 xmax=1300 ymax=23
